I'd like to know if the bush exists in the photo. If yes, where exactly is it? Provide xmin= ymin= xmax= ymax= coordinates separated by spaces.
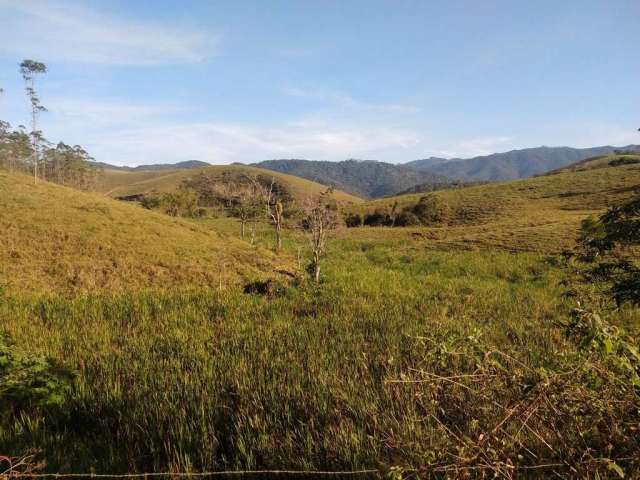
xmin=411 ymin=194 xmax=450 ymax=224
xmin=344 ymin=213 xmax=363 ymax=228
xmin=140 ymin=195 xmax=161 ymax=210
xmin=395 ymin=210 xmax=421 ymax=226
xmin=363 ymin=209 xmax=391 ymax=226
xmin=0 ymin=334 xmax=73 ymax=416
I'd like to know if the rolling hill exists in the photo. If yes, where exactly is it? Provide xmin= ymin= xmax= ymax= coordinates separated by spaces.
xmin=101 ymin=164 xmax=363 ymax=204
xmin=356 ymin=161 xmax=640 ymax=253
xmin=90 ymin=160 xmax=211 ymax=171
xmin=0 ymin=169 xmax=290 ymax=295
xmin=405 ymin=144 xmax=640 ymax=181
xmin=542 ymin=151 xmax=640 ymax=175
xmin=251 ymin=159 xmax=450 ymax=198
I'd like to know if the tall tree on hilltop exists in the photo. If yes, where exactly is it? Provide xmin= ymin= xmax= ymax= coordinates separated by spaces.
xmin=20 ymin=60 xmax=47 ymax=184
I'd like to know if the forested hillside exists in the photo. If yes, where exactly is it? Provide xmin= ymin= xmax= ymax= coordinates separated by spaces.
xmin=406 ymin=144 xmax=640 ymax=181
xmin=253 ymin=158 xmax=450 ymax=198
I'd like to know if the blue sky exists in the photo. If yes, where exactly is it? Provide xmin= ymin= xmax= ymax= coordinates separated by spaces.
xmin=0 ymin=0 xmax=638 ymax=166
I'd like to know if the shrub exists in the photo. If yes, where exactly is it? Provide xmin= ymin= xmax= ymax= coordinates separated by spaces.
xmin=411 ymin=194 xmax=450 ymax=224
xmin=363 ymin=209 xmax=391 ymax=226
xmin=140 ymin=195 xmax=161 ymax=210
xmin=0 ymin=334 xmax=73 ymax=416
xmin=394 ymin=210 xmax=421 ymax=226
xmin=344 ymin=213 xmax=363 ymax=228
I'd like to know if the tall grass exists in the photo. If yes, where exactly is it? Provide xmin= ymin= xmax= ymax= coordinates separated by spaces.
xmin=2 ymin=239 xmax=638 ymax=476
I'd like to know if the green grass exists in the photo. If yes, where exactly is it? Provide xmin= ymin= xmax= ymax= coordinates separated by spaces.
xmin=2 ymin=232 xmax=639 ymax=475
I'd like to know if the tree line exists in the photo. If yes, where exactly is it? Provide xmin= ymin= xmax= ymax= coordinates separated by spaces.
xmin=0 ymin=60 xmax=102 ymax=190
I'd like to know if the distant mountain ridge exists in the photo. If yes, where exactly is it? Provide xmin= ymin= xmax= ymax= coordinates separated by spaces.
xmin=91 ymin=160 xmax=211 ymax=172
xmin=405 ymin=145 xmax=640 ymax=181
xmin=252 ymin=159 xmax=450 ymax=198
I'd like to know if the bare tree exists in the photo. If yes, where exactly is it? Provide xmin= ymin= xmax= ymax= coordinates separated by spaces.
xmin=248 ymin=176 xmax=285 ymax=251
xmin=19 ymin=60 xmax=47 ymax=184
xmin=233 ymin=179 xmax=261 ymax=242
xmin=303 ymin=188 xmax=339 ymax=283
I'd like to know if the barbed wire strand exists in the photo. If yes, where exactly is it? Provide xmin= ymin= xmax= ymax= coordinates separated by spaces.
xmin=3 ymin=469 xmax=379 ymax=479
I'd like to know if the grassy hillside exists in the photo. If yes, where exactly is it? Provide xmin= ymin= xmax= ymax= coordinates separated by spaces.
xmin=543 ymin=152 xmax=640 ymax=175
xmin=0 ymin=170 xmax=291 ymax=295
xmin=357 ymin=163 xmax=640 ymax=252
xmin=101 ymin=164 xmax=363 ymax=204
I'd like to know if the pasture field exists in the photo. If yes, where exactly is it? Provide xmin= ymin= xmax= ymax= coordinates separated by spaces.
xmin=1 ymin=166 xmax=639 ymax=478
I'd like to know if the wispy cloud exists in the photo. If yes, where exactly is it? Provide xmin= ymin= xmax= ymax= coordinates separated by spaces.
xmin=283 ymin=85 xmax=420 ymax=114
xmin=77 ymin=121 xmax=421 ymax=166
xmin=0 ymin=0 xmax=219 ymax=65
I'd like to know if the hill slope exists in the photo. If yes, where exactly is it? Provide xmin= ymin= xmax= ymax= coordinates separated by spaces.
xmin=101 ymin=164 xmax=363 ymax=204
xmin=252 ymin=159 xmax=450 ymax=198
xmin=0 ymin=170 xmax=289 ymax=294
xmin=406 ymin=144 xmax=640 ymax=181
xmin=359 ymin=162 xmax=640 ymax=252
xmin=543 ymin=152 xmax=640 ymax=175
xmin=90 ymin=160 xmax=211 ymax=171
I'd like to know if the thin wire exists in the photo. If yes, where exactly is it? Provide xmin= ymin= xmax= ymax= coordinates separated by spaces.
xmin=3 ymin=469 xmax=378 ymax=479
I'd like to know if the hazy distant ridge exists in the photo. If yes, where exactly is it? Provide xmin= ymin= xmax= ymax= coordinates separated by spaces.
xmin=406 ymin=145 xmax=640 ymax=181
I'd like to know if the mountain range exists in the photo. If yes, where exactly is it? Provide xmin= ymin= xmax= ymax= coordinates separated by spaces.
xmin=406 ymin=145 xmax=640 ymax=181
xmin=91 ymin=160 xmax=211 ymax=171
xmin=91 ymin=144 xmax=640 ymax=199
xmin=252 ymin=159 xmax=451 ymax=198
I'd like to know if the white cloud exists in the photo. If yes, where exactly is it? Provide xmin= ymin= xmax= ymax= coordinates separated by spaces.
xmin=283 ymin=85 xmax=420 ymax=114
xmin=0 ymin=0 xmax=218 ymax=65
xmin=447 ymin=136 xmax=515 ymax=158
xmin=77 ymin=121 xmax=422 ymax=166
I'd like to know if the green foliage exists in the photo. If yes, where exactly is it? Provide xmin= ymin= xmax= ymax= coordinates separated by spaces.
xmin=344 ymin=212 xmax=363 ymax=228
xmin=410 ymin=194 xmax=449 ymax=224
xmin=577 ymin=195 xmax=640 ymax=306
xmin=393 ymin=210 xmax=420 ymax=226
xmin=0 ymin=120 xmax=101 ymax=190
xmin=363 ymin=209 xmax=391 ymax=226
xmin=564 ymin=308 xmax=640 ymax=393
xmin=140 ymin=195 xmax=161 ymax=210
xmin=0 ymin=333 xmax=73 ymax=415
xmin=163 ymin=187 xmax=201 ymax=218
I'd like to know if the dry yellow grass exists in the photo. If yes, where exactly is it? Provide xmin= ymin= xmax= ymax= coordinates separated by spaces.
xmin=100 ymin=165 xmax=364 ymax=205
xmin=0 ymin=170 xmax=292 ymax=295
xmin=350 ymin=163 xmax=640 ymax=253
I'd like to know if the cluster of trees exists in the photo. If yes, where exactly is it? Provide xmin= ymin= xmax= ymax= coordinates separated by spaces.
xmin=0 ymin=60 xmax=101 ymax=190
xmin=139 ymin=174 xmax=340 ymax=283
xmin=345 ymin=194 xmax=449 ymax=228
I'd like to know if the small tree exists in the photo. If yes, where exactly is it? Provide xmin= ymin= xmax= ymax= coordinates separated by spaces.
xmin=233 ymin=180 xmax=261 ymax=242
xmin=249 ymin=176 xmax=285 ymax=251
xmin=303 ymin=188 xmax=339 ymax=283
xmin=19 ymin=60 xmax=47 ymax=184
xmin=163 ymin=187 xmax=200 ymax=217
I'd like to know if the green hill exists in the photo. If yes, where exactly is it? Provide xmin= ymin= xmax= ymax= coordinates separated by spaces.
xmin=542 ymin=152 xmax=640 ymax=175
xmin=101 ymin=164 xmax=363 ymax=205
xmin=0 ymin=170 xmax=290 ymax=295
xmin=355 ymin=162 xmax=640 ymax=252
